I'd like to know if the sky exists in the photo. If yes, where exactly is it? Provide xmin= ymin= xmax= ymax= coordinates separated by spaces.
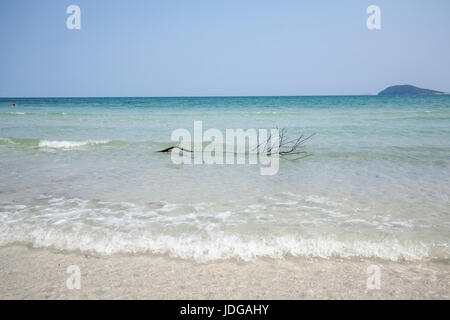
xmin=0 ymin=0 xmax=449 ymax=97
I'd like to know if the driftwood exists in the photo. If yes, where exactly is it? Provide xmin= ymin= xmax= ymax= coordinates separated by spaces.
xmin=157 ymin=128 xmax=314 ymax=160
xmin=257 ymin=128 xmax=314 ymax=160
xmin=157 ymin=145 xmax=192 ymax=153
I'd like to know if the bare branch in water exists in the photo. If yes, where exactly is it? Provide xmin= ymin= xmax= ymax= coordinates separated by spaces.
xmin=157 ymin=129 xmax=314 ymax=160
xmin=157 ymin=145 xmax=192 ymax=153
xmin=262 ymin=128 xmax=314 ymax=160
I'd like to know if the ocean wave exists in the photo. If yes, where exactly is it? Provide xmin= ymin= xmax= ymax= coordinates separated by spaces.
xmin=38 ymin=140 xmax=111 ymax=149
xmin=0 ymin=137 xmax=172 ymax=151
xmin=0 ymin=196 xmax=444 ymax=263
xmin=0 ymin=227 xmax=431 ymax=263
xmin=6 ymin=112 xmax=26 ymax=115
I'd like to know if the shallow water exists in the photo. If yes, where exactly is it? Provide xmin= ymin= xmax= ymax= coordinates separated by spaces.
xmin=0 ymin=96 xmax=449 ymax=262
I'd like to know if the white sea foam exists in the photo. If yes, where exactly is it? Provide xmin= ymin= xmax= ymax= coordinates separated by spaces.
xmin=305 ymin=195 xmax=340 ymax=207
xmin=156 ymin=202 xmax=178 ymax=212
xmin=274 ymin=201 xmax=298 ymax=206
xmin=1 ymin=204 xmax=27 ymax=211
xmin=0 ymin=227 xmax=431 ymax=263
xmin=38 ymin=140 xmax=110 ymax=149
xmin=0 ymin=196 xmax=442 ymax=263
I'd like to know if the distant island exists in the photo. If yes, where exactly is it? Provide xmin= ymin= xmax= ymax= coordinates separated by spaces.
xmin=378 ymin=85 xmax=447 ymax=96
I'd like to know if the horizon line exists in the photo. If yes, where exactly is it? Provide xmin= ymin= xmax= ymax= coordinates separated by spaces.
xmin=0 ymin=94 xmax=381 ymax=99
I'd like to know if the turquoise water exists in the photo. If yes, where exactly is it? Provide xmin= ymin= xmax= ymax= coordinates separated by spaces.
xmin=0 ymin=96 xmax=449 ymax=262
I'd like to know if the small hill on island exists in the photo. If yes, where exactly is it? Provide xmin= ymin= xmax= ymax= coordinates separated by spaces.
xmin=378 ymin=85 xmax=446 ymax=96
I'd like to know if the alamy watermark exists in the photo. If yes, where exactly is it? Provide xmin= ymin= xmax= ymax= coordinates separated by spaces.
xmin=162 ymin=121 xmax=313 ymax=176
xmin=66 ymin=265 xmax=81 ymax=290
xmin=366 ymin=265 xmax=381 ymax=290
xmin=168 ymin=121 xmax=280 ymax=175
xmin=66 ymin=5 xmax=81 ymax=30
xmin=367 ymin=5 xmax=381 ymax=30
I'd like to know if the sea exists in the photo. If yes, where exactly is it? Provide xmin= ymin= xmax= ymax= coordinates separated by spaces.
xmin=0 ymin=96 xmax=449 ymax=262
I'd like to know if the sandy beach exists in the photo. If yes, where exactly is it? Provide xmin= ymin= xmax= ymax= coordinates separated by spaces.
xmin=0 ymin=245 xmax=448 ymax=299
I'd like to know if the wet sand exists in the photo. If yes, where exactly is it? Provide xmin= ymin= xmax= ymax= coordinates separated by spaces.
xmin=0 ymin=245 xmax=448 ymax=299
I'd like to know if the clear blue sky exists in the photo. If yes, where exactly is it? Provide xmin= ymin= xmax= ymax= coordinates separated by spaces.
xmin=0 ymin=0 xmax=449 ymax=97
